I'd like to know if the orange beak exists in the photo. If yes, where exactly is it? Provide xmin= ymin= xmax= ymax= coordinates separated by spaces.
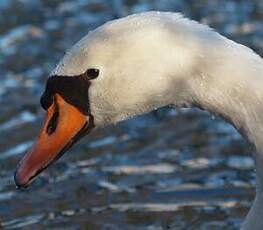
xmin=14 ymin=94 xmax=93 ymax=188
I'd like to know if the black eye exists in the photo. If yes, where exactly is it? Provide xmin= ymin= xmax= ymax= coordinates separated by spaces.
xmin=86 ymin=68 xmax=99 ymax=79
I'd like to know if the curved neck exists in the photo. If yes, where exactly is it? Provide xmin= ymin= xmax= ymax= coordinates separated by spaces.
xmin=180 ymin=36 xmax=263 ymax=229
xmin=165 ymin=30 xmax=263 ymax=229
xmin=189 ymin=44 xmax=263 ymax=145
xmin=186 ymin=39 xmax=263 ymax=185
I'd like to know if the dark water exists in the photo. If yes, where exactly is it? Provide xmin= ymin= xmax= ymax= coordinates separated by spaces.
xmin=0 ymin=0 xmax=262 ymax=229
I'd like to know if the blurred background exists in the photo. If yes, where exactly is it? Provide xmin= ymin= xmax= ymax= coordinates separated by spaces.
xmin=0 ymin=0 xmax=262 ymax=229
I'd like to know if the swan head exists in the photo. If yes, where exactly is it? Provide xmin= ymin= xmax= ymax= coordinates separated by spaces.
xmin=14 ymin=12 xmax=200 ymax=187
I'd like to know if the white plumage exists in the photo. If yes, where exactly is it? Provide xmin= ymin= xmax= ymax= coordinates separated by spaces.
xmin=51 ymin=12 xmax=263 ymax=229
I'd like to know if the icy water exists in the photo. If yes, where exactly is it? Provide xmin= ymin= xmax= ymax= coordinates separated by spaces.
xmin=0 ymin=0 xmax=262 ymax=229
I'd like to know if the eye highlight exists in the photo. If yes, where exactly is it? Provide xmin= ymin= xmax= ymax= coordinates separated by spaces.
xmin=86 ymin=68 xmax=100 ymax=79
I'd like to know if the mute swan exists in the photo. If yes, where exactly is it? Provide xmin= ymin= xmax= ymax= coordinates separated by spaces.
xmin=14 ymin=12 xmax=263 ymax=229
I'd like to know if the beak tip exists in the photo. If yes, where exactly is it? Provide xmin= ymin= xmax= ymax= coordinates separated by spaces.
xmin=14 ymin=170 xmax=28 ymax=189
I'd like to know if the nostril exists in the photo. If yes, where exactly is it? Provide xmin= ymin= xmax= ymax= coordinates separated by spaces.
xmin=46 ymin=109 xmax=59 ymax=135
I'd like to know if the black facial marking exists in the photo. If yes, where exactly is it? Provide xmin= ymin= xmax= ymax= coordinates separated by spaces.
xmin=40 ymin=73 xmax=93 ymax=115
xmin=46 ymin=102 xmax=59 ymax=135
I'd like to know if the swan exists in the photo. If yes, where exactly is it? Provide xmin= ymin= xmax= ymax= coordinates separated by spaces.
xmin=14 ymin=12 xmax=263 ymax=229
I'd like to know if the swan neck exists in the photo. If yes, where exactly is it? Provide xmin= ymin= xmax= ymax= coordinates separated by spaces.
xmin=187 ymin=35 xmax=263 ymax=138
xmin=189 ymin=50 xmax=263 ymax=229
xmin=187 ymin=40 xmax=263 ymax=191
